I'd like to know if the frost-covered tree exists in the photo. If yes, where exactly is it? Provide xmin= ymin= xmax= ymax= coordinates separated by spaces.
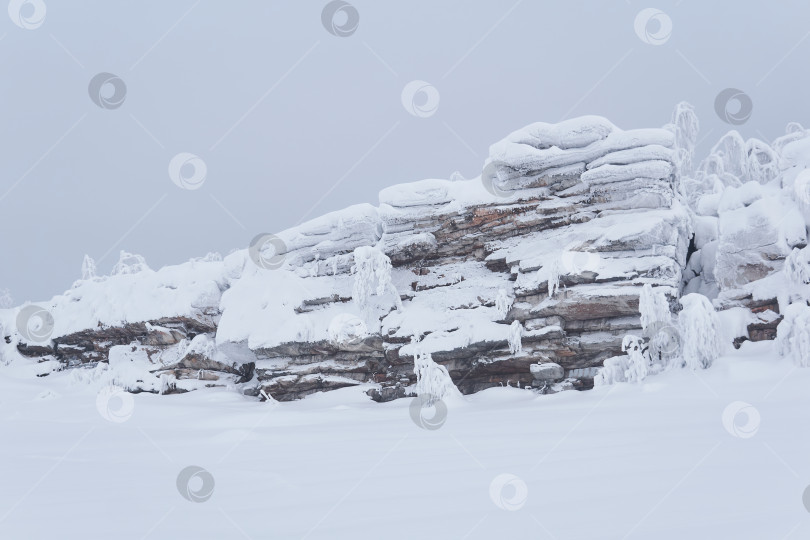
xmin=111 ymin=251 xmax=150 ymax=276
xmin=678 ymin=293 xmax=722 ymax=369
xmin=413 ymin=339 xmax=459 ymax=404
xmin=667 ymin=101 xmax=699 ymax=176
xmin=508 ymin=320 xmax=523 ymax=354
xmin=81 ymin=254 xmax=97 ymax=280
xmin=351 ymin=246 xmax=402 ymax=311
xmin=495 ymin=288 xmax=513 ymax=319
xmin=776 ymin=303 xmax=810 ymax=367
xmin=746 ymin=139 xmax=780 ymax=186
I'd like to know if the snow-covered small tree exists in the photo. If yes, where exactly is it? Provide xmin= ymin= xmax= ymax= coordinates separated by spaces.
xmin=667 ymin=101 xmax=700 ymax=176
xmin=785 ymin=247 xmax=810 ymax=290
xmin=639 ymin=284 xmax=678 ymax=369
xmin=351 ymin=246 xmax=402 ymax=311
xmin=639 ymin=284 xmax=671 ymax=331
xmin=622 ymin=335 xmax=648 ymax=382
xmin=508 ymin=320 xmax=523 ymax=354
xmin=595 ymin=334 xmax=649 ymax=386
xmin=746 ymin=139 xmax=780 ymax=185
xmin=81 ymin=254 xmax=97 ymax=280
xmin=678 ymin=293 xmax=722 ymax=369
xmin=495 ymin=288 xmax=513 ymax=319
xmin=412 ymin=339 xmax=459 ymax=404
xmin=111 ymin=251 xmax=150 ymax=276
xmin=594 ymin=355 xmax=628 ymax=386
xmin=776 ymin=303 xmax=810 ymax=367
xmin=307 ymin=252 xmax=321 ymax=278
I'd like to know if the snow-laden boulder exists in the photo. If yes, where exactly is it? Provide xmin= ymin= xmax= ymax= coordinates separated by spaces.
xmin=714 ymin=195 xmax=806 ymax=289
xmin=484 ymin=116 xmax=675 ymax=196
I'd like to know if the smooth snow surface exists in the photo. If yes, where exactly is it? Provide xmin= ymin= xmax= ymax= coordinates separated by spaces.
xmin=1 ymin=341 xmax=809 ymax=539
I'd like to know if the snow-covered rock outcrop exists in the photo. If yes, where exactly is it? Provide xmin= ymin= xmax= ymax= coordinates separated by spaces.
xmin=3 ymin=108 xmax=808 ymax=401
xmin=682 ymin=122 xmax=810 ymax=346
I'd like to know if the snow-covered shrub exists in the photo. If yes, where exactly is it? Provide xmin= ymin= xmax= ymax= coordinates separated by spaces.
xmin=746 ymin=138 xmax=780 ymax=185
xmin=594 ymin=335 xmax=649 ymax=386
xmin=678 ymin=293 xmax=722 ymax=369
xmin=306 ymin=253 xmax=321 ymax=278
xmin=69 ymin=361 xmax=110 ymax=385
xmin=159 ymin=373 xmax=177 ymax=395
xmin=508 ymin=320 xmax=522 ymax=354
xmin=594 ymin=355 xmax=628 ymax=386
xmin=351 ymin=246 xmax=402 ymax=311
xmin=776 ymin=303 xmax=810 ymax=367
xmin=107 ymin=344 xmax=162 ymax=392
xmin=327 ymin=313 xmax=368 ymax=346
xmin=639 ymin=284 xmax=671 ymax=331
xmin=183 ymin=334 xmax=217 ymax=359
xmin=413 ymin=342 xmax=459 ymax=404
xmin=708 ymin=131 xmax=747 ymax=184
xmin=495 ymin=288 xmax=513 ymax=319
xmin=81 ymin=254 xmax=97 ymax=280
xmin=111 ymin=251 xmax=150 ymax=276
xmin=622 ymin=335 xmax=648 ymax=382
xmin=639 ymin=284 xmax=678 ymax=368
xmin=794 ymin=169 xmax=810 ymax=207
xmin=785 ymin=247 xmax=810 ymax=289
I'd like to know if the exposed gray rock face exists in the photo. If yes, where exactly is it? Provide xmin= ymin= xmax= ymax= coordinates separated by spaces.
xmin=16 ymin=317 xmax=214 ymax=368
xmin=530 ymin=362 xmax=564 ymax=382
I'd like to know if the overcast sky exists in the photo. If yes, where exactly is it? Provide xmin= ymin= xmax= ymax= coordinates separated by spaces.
xmin=1 ymin=0 xmax=808 ymax=302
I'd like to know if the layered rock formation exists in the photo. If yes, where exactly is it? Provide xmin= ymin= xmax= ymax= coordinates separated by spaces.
xmin=4 ymin=111 xmax=808 ymax=401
